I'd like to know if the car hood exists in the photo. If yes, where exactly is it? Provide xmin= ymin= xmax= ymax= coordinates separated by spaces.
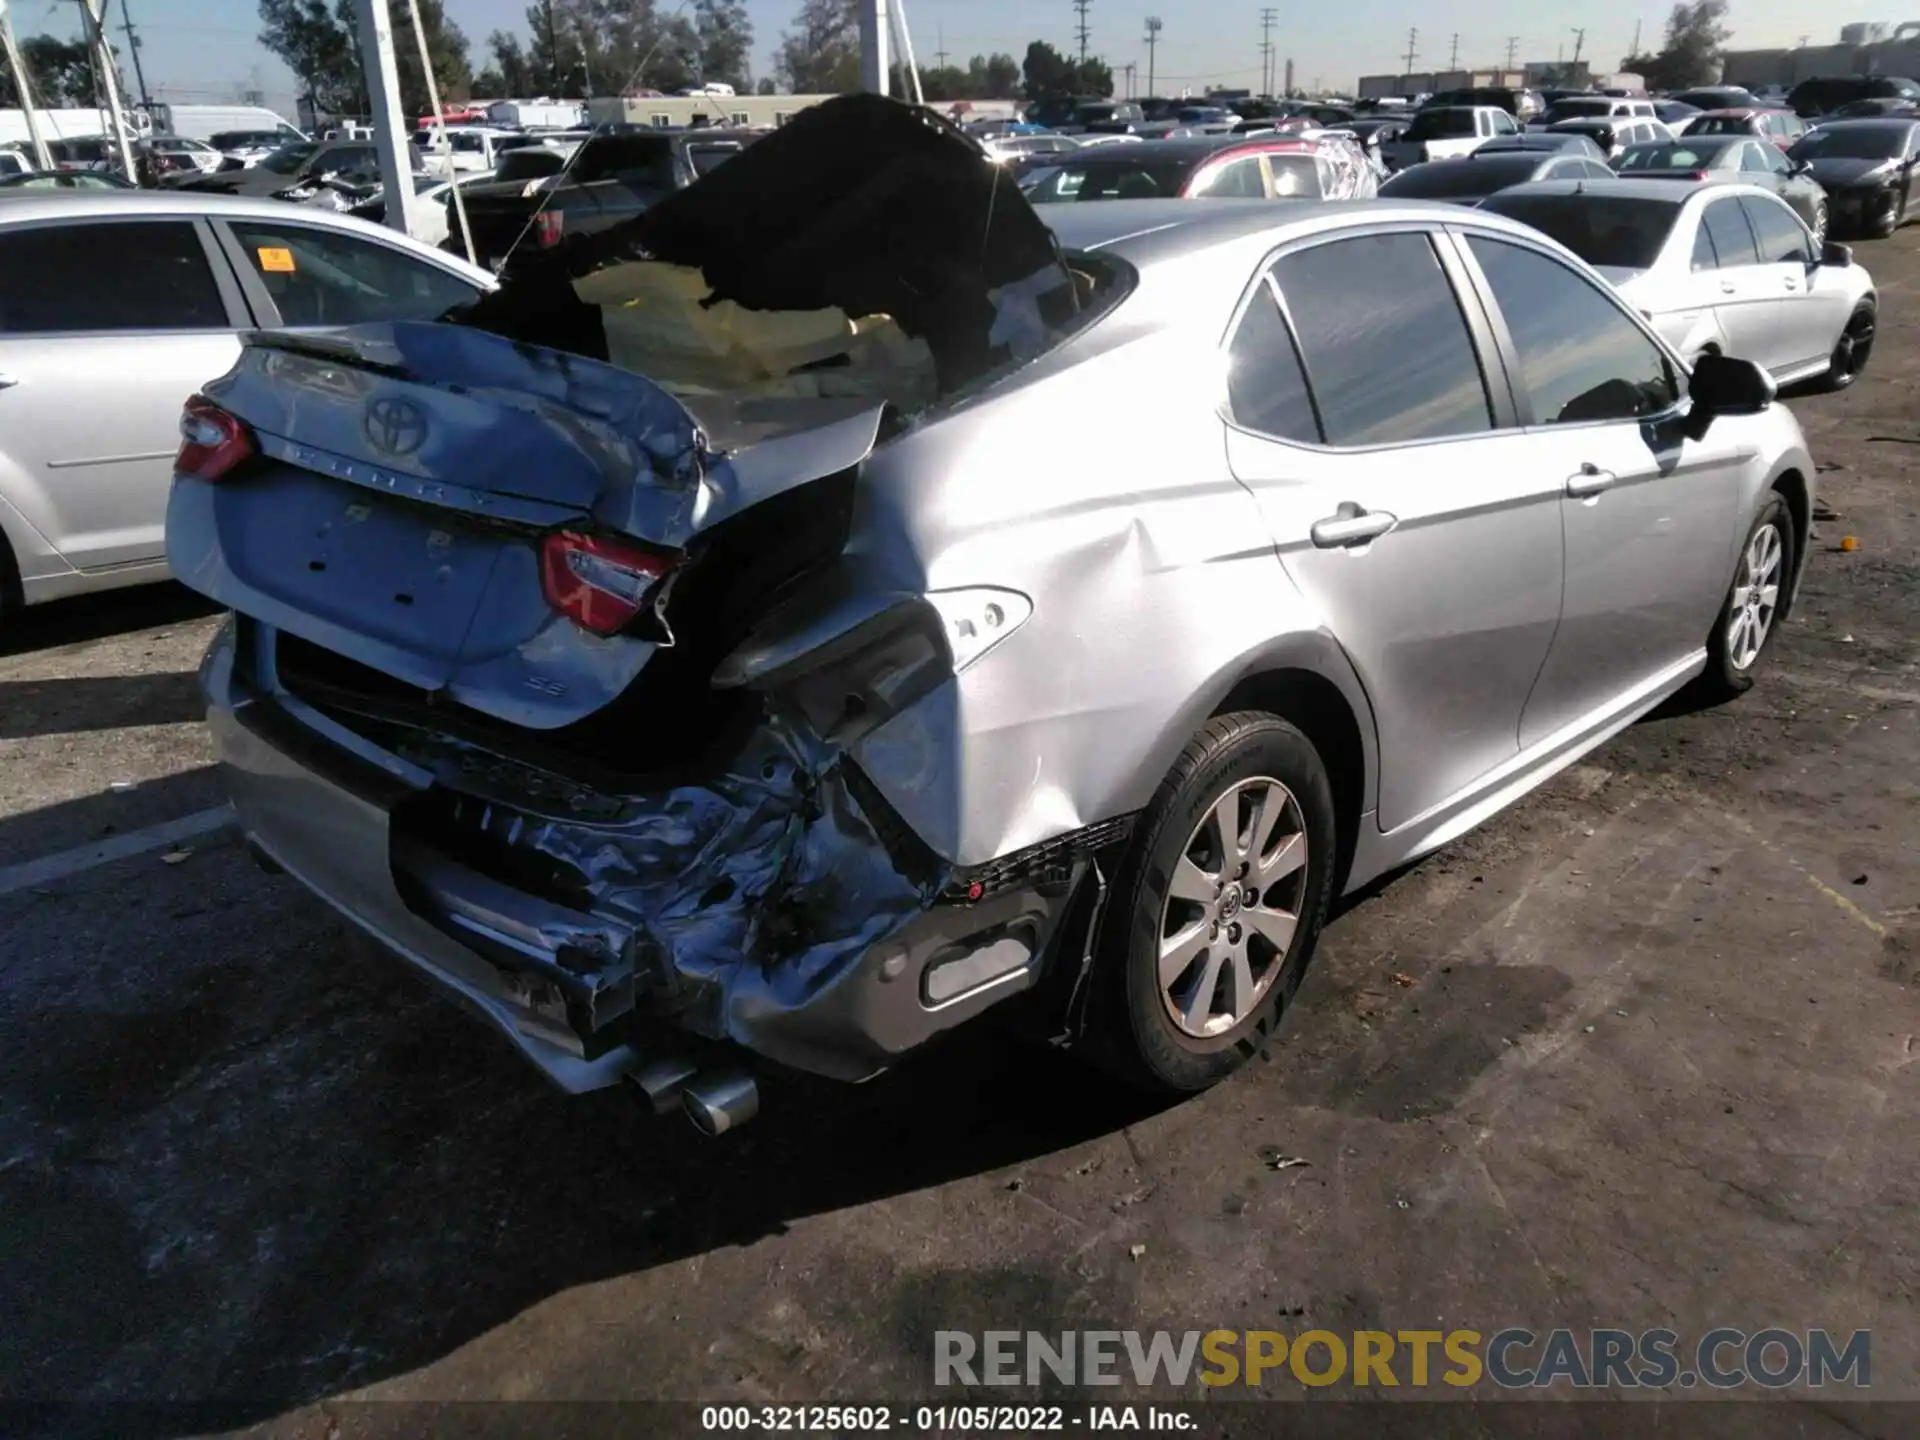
xmin=1800 ymin=156 xmax=1899 ymax=187
xmin=182 ymin=167 xmax=304 ymax=196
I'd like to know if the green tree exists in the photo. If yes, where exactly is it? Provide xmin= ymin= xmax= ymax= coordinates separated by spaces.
xmin=1021 ymin=41 xmax=1111 ymax=100
xmin=976 ymin=52 xmax=1020 ymax=99
xmin=776 ymin=0 xmax=859 ymax=93
xmin=0 ymin=36 xmax=102 ymax=107
xmin=257 ymin=0 xmax=363 ymax=115
xmin=693 ymin=0 xmax=753 ymax=91
xmin=755 ymin=75 xmax=778 ymax=95
xmin=1621 ymin=0 xmax=1732 ymax=91
xmin=393 ymin=0 xmax=474 ymax=107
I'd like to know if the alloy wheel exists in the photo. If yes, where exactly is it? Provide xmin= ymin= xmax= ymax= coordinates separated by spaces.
xmin=1727 ymin=522 xmax=1783 ymax=671
xmin=1832 ymin=308 xmax=1877 ymax=382
xmin=1157 ymin=776 xmax=1309 ymax=1038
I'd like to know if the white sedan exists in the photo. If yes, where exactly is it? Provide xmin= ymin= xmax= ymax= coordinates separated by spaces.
xmin=1482 ymin=178 xmax=1877 ymax=390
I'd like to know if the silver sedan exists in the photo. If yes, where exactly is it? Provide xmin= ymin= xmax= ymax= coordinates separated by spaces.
xmin=172 ymin=193 xmax=1817 ymax=1110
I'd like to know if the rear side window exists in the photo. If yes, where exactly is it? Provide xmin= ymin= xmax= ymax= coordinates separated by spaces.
xmin=224 ymin=220 xmax=480 ymax=326
xmin=1740 ymin=196 xmax=1810 ymax=264
xmin=1467 ymin=236 xmax=1679 ymax=425
xmin=1225 ymin=279 xmax=1320 ymax=442
xmin=1273 ymin=232 xmax=1491 ymax=446
xmin=1700 ymin=198 xmax=1759 ymax=267
xmin=1190 ymin=156 xmax=1265 ymax=198
xmin=0 ymin=221 xmax=226 ymax=333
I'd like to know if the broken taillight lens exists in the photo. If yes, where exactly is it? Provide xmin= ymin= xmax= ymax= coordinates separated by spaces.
xmin=539 ymin=530 xmax=681 ymax=636
xmin=176 ymin=395 xmax=257 ymax=481
xmin=533 ymin=209 xmax=565 ymax=247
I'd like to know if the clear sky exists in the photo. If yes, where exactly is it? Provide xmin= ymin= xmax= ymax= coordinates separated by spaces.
xmin=63 ymin=0 xmax=1852 ymax=117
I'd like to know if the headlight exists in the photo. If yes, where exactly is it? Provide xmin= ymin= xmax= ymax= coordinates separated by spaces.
xmin=925 ymin=587 xmax=1034 ymax=672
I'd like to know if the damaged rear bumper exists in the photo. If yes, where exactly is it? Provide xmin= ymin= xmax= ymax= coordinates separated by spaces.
xmin=204 ymin=619 xmax=1088 ymax=1091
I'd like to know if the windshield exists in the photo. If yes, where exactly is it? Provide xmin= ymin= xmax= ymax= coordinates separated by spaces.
xmin=1479 ymin=194 xmax=1680 ymax=269
xmin=1023 ymin=159 xmax=1195 ymax=201
xmin=1406 ymin=110 xmax=1476 ymax=140
xmin=260 ymin=141 xmax=318 ymax=174
xmin=1616 ymin=141 xmax=1733 ymax=171
xmin=1075 ymin=104 xmax=1118 ymax=123
xmin=1543 ymin=98 xmax=1612 ymax=122
xmin=1789 ymin=125 xmax=1909 ymax=160
xmin=685 ymin=143 xmax=744 ymax=176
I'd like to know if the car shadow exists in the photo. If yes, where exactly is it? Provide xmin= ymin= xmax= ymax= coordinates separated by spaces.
xmin=0 ymin=672 xmax=205 ymax=741
xmin=0 ymin=583 xmax=220 ymax=659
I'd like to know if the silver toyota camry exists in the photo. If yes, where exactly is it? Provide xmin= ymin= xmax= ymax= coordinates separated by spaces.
xmin=166 ymin=99 xmax=1817 ymax=1127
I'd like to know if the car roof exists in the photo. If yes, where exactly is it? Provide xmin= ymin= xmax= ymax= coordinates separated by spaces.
xmin=1805 ymin=116 xmax=1919 ymax=131
xmin=1485 ymin=177 xmax=1778 ymax=206
xmin=1692 ymin=107 xmax=1787 ymax=118
xmin=1042 ymin=135 xmax=1271 ymax=164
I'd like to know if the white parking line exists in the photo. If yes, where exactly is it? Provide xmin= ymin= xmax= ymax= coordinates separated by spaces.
xmin=0 ymin=805 xmax=237 ymax=899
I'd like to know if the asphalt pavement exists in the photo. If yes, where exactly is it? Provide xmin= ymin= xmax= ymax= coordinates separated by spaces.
xmin=1 ymin=227 xmax=1916 ymax=1438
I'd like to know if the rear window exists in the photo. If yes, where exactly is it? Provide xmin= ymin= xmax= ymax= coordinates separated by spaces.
xmin=1406 ymin=110 xmax=1477 ymax=140
xmin=495 ymin=148 xmax=567 ymax=182
xmin=684 ymin=143 xmax=744 ymax=177
xmin=1024 ymin=159 xmax=1195 ymax=202
xmin=1478 ymin=194 xmax=1681 ymax=269
xmin=1381 ymin=157 xmax=1536 ymax=197
xmin=1615 ymin=143 xmax=1729 ymax=172
xmin=572 ymin=134 xmax=675 ymax=185
xmin=1543 ymin=98 xmax=1613 ymax=123
xmin=1687 ymin=115 xmax=1754 ymax=137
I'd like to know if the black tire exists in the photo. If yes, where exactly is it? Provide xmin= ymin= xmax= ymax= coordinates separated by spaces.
xmin=1087 ymin=712 xmax=1337 ymax=1094
xmin=1696 ymin=494 xmax=1795 ymax=702
xmin=1870 ymin=191 xmax=1901 ymax=238
xmin=1816 ymin=304 xmax=1876 ymax=392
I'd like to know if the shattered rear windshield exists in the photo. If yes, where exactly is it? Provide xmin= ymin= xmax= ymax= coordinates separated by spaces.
xmin=1478 ymin=194 xmax=1681 ymax=269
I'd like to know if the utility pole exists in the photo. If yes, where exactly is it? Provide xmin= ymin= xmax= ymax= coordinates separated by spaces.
xmin=1258 ymin=6 xmax=1277 ymax=97
xmin=1143 ymin=15 xmax=1161 ymax=99
xmin=1121 ymin=60 xmax=1135 ymax=98
xmin=351 ymin=0 xmax=417 ymax=234
xmin=1630 ymin=19 xmax=1642 ymax=58
xmin=1569 ymin=27 xmax=1585 ymax=64
xmin=1448 ymin=33 xmax=1458 ymax=71
xmin=117 ymin=0 xmax=149 ymax=109
xmin=0 ymin=1 xmax=53 ymax=169
xmin=1403 ymin=27 xmax=1417 ymax=78
xmin=1505 ymin=35 xmax=1519 ymax=69
xmin=74 ymin=0 xmax=135 ymax=178
xmin=933 ymin=23 xmax=947 ymax=69
xmin=858 ymin=0 xmax=891 ymax=95
xmin=1283 ymin=56 xmax=1293 ymax=98
xmin=1072 ymin=0 xmax=1091 ymax=66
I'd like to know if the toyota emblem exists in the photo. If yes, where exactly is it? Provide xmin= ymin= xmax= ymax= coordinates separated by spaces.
xmin=363 ymin=397 xmax=427 ymax=458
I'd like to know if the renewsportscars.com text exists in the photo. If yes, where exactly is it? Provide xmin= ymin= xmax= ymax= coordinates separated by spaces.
xmin=934 ymin=1328 xmax=1871 ymax=1390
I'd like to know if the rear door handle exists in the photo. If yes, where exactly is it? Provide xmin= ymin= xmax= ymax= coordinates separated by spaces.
xmin=0 ymin=373 xmax=17 ymax=390
xmin=1783 ymin=276 xmax=1800 ymax=290
xmin=1719 ymin=281 xmax=1737 ymax=294
xmin=1566 ymin=464 xmax=1616 ymax=498
xmin=1310 ymin=507 xmax=1398 ymax=548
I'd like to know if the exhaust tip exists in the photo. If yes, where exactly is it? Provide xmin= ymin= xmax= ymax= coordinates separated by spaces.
xmin=681 ymin=1069 xmax=759 ymax=1136
xmin=625 ymin=1057 xmax=701 ymax=1116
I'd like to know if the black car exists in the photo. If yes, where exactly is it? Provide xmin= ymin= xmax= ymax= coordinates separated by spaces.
xmin=1376 ymin=150 xmax=1614 ymax=204
xmin=1786 ymin=118 xmax=1920 ymax=236
xmin=1669 ymin=86 xmax=1758 ymax=112
xmin=1787 ymin=75 xmax=1920 ymax=118
xmin=1424 ymin=85 xmax=1537 ymax=118
xmin=1473 ymin=131 xmax=1609 ymax=158
xmin=178 ymin=138 xmax=383 ymax=196
xmin=1830 ymin=97 xmax=1920 ymax=119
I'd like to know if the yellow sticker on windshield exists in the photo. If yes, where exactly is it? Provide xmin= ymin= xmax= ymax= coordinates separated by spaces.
xmin=257 ymin=246 xmax=295 ymax=273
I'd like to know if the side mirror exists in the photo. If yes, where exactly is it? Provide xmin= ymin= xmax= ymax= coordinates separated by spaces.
xmin=1820 ymin=238 xmax=1853 ymax=267
xmin=1683 ymin=352 xmax=1774 ymax=439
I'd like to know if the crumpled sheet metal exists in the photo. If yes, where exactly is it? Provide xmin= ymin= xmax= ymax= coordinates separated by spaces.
xmin=389 ymin=709 xmax=936 ymax=1050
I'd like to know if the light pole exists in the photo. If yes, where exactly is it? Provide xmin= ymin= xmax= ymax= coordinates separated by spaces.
xmin=1143 ymin=15 xmax=1161 ymax=99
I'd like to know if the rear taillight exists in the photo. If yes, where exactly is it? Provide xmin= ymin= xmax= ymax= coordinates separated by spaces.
xmin=176 ymin=395 xmax=257 ymax=481
xmin=539 ymin=530 xmax=681 ymax=636
xmin=533 ymin=209 xmax=565 ymax=247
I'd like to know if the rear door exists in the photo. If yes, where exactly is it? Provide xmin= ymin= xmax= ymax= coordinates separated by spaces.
xmin=0 ymin=215 xmax=247 ymax=574
xmin=1451 ymin=230 xmax=1743 ymax=745
xmin=1693 ymin=192 xmax=1791 ymax=371
xmin=1739 ymin=193 xmax=1843 ymax=373
xmin=1222 ymin=226 xmax=1567 ymax=831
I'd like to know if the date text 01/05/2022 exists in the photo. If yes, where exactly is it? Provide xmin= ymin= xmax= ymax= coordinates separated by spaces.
xmin=700 ymin=1405 xmax=1197 ymax=1432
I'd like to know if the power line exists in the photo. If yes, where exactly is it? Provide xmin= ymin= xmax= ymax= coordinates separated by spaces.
xmin=1071 ymin=0 xmax=1091 ymax=66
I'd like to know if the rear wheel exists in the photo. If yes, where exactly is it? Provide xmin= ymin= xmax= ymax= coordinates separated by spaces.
xmin=1088 ymin=712 xmax=1336 ymax=1094
xmin=1870 ymin=191 xmax=1901 ymax=238
xmin=1817 ymin=304 xmax=1876 ymax=392
xmin=1696 ymin=494 xmax=1794 ymax=701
